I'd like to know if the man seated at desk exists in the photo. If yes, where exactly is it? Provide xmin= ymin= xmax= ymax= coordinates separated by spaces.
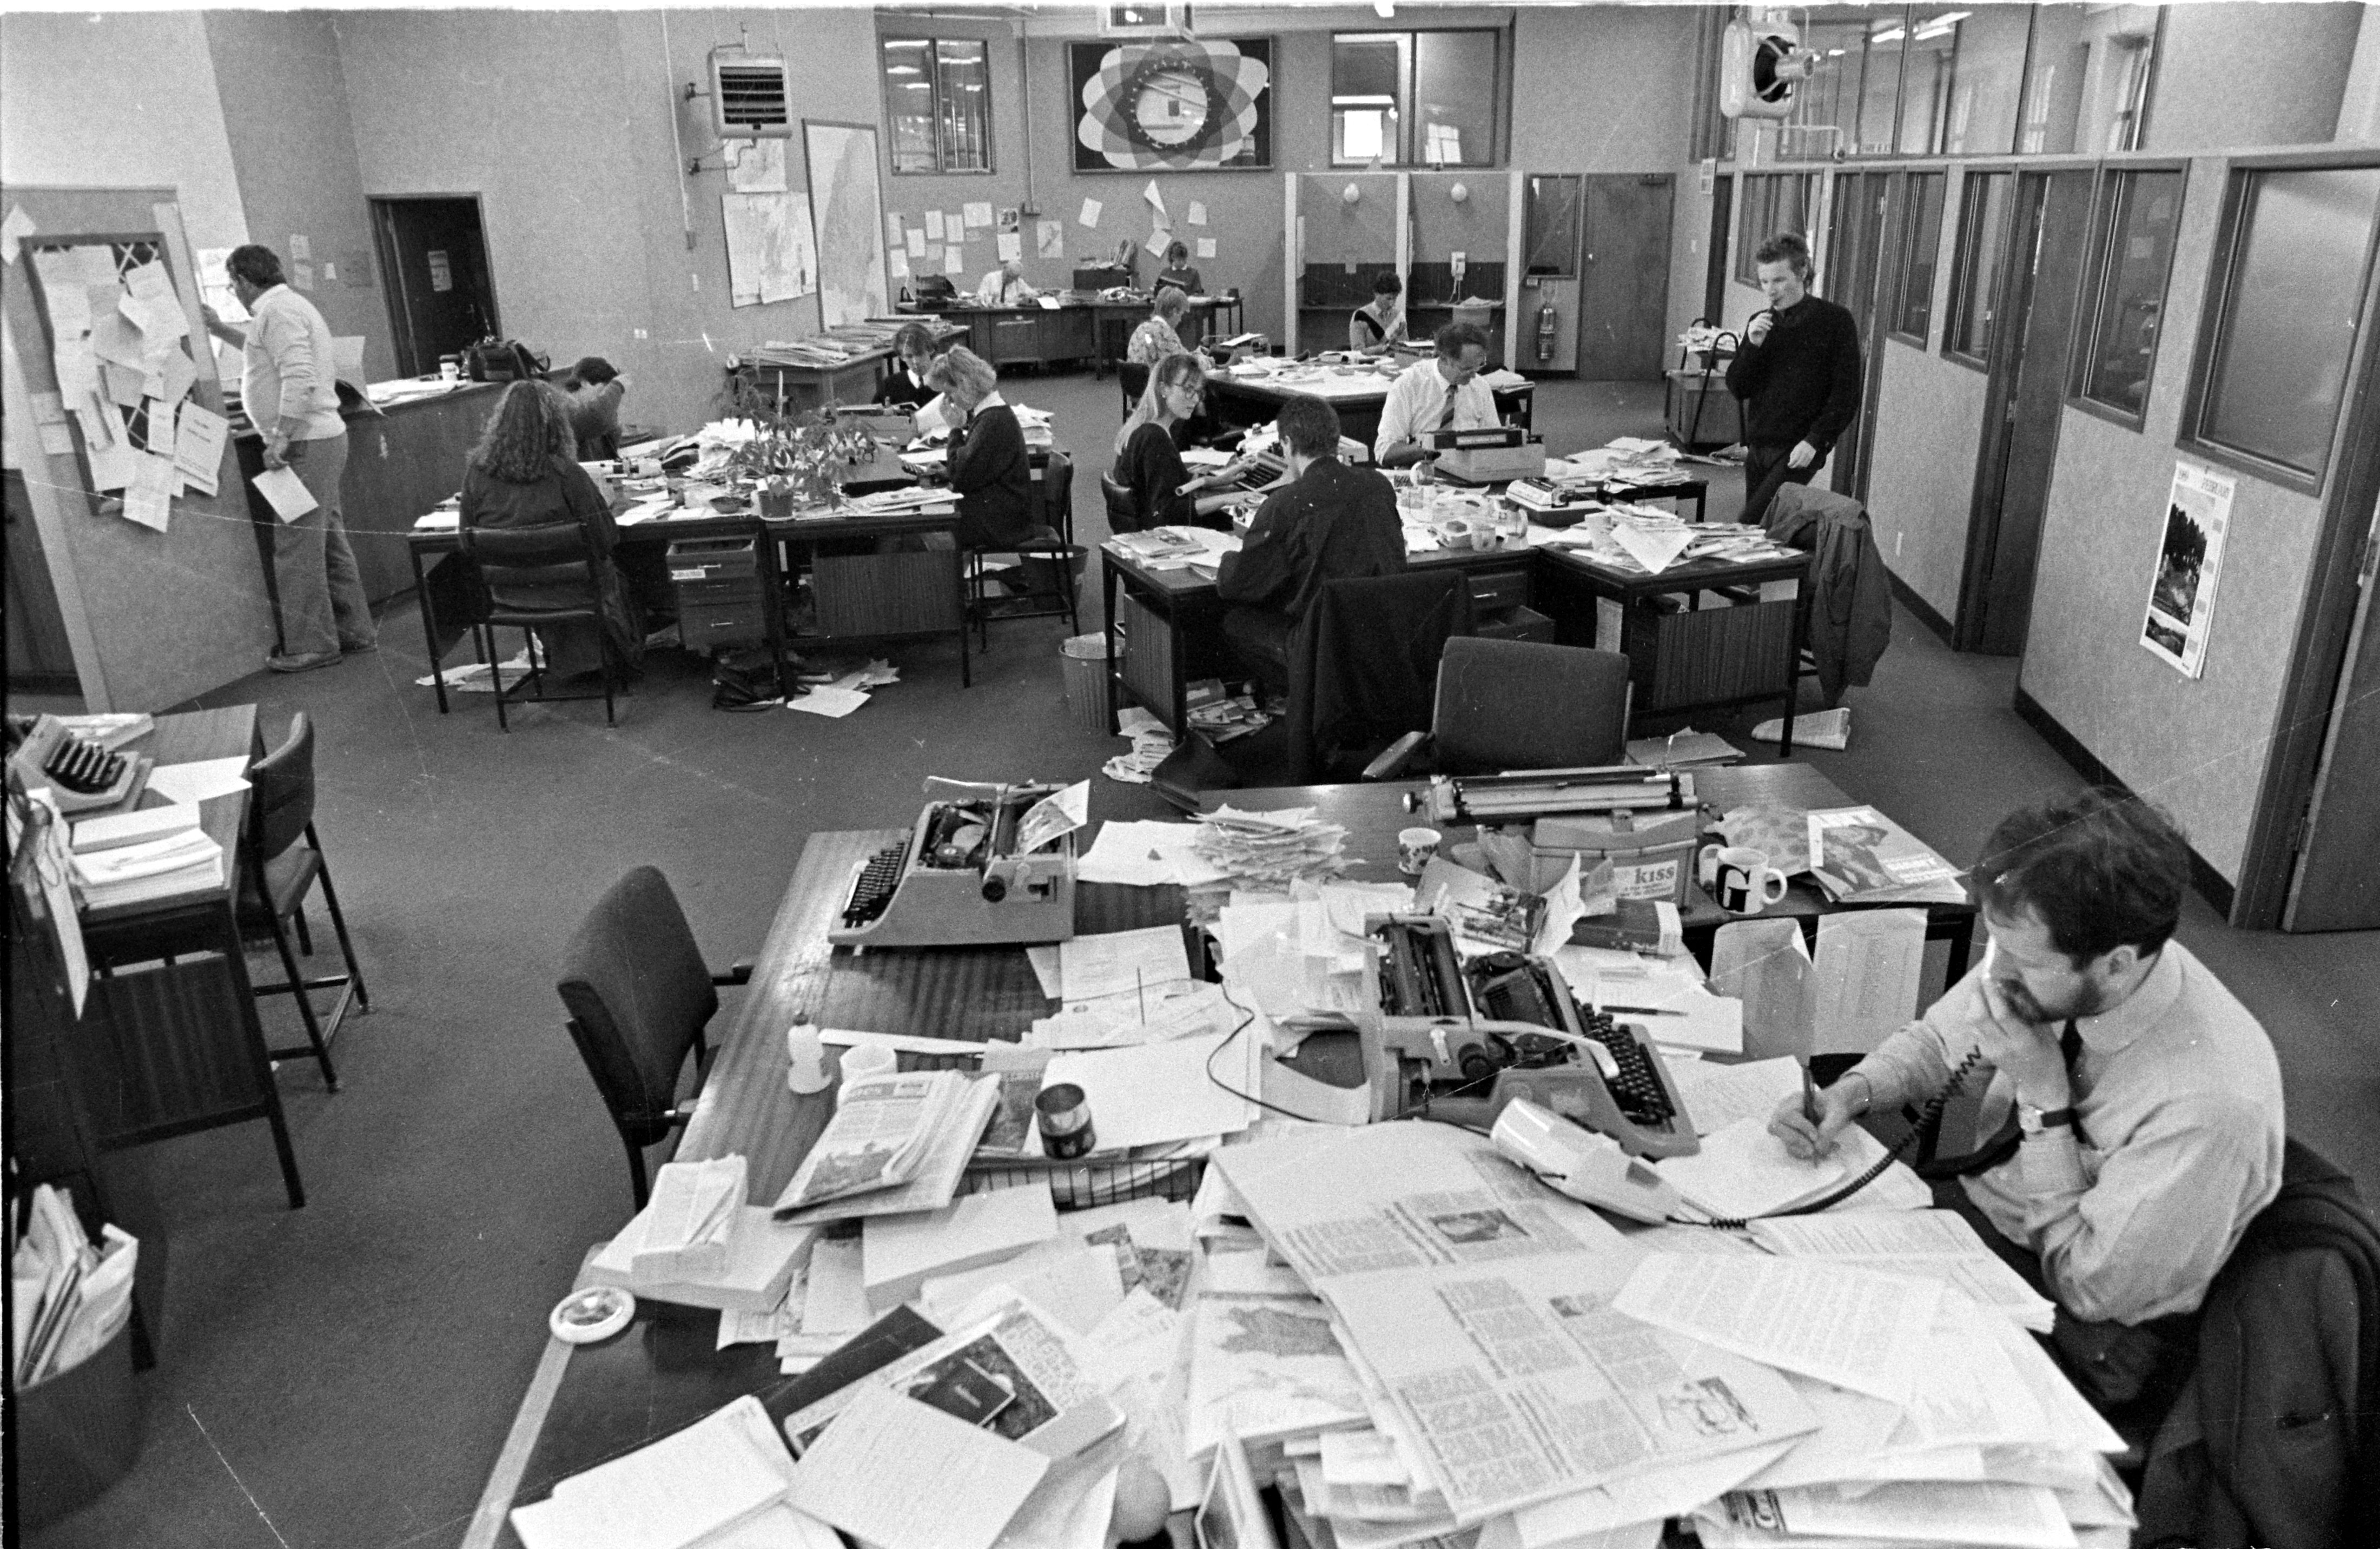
xmin=1215 ymin=394 xmax=1406 ymax=700
xmin=557 ymin=356 xmax=630 ymax=462
xmin=1773 ymin=790 xmax=2284 ymax=1412
xmin=975 ymin=258 xmax=1040 ymax=308
xmin=875 ymin=322 xmax=941 ymax=412
xmin=1374 ymin=322 xmax=1497 ymax=468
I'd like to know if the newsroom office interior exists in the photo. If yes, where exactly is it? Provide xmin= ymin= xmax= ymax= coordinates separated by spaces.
xmin=1 ymin=2 xmax=2377 ymax=933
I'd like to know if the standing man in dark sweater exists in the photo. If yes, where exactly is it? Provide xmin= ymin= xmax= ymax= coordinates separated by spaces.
xmin=1215 ymin=395 xmax=1406 ymax=699
xmin=1724 ymin=233 xmax=1862 ymax=524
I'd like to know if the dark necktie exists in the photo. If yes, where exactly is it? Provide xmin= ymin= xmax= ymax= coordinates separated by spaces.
xmin=1438 ymin=385 xmax=1460 ymax=432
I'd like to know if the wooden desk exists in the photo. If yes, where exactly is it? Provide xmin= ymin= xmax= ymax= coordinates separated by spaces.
xmin=1204 ymin=370 xmax=1538 ymax=449
xmin=1100 ymin=534 xmax=1811 ymax=751
xmin=68 ymin=706 xmax=307 ymax=1208
xmin=905 ymin=303 xmax=1101 ymax=369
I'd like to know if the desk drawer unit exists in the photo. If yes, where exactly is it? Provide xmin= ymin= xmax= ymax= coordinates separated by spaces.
xmin=670 ymin=538 xmax=766 ymax=648
xmin=1466 ymin=565 xmax=1532 ymax=614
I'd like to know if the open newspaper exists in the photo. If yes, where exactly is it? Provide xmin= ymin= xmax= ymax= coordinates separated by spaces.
xmin=771 ymin=1071 xmax=998 ymax=1223
xmin=1805 ymin=805 xmax=1966 ymax=904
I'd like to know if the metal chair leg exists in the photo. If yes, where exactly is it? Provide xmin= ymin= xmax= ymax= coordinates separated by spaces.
xmin=312 ymin=843 xmax=371 ymax=1014
xmin=484 ymin=623 xmax=511 ymax=732
xmin=294 ymin=909 xmax=314 ymax=956
xmin=261 ymin=908 xmax=339 ymax=1090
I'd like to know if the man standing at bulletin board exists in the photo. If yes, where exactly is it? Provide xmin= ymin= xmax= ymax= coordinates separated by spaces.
xmin=203 ymin=244 xmax=377 ymax=672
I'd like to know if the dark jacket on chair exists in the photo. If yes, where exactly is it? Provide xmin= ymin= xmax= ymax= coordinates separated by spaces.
xmin=948 ymin=399 xmax=1033 ymax=551
xmin=1763 ymin=482 xmax=1890 ymax=705
xmin=1288 ymin=571 xmax=1472 ymax=783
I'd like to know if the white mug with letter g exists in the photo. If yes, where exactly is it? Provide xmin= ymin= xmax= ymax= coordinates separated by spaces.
xmin=1698 ymin=843 xmax=1789 ymax=913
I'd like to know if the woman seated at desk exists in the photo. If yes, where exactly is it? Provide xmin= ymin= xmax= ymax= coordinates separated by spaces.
xmin=928 ymin=346 xmax=1036 ymax=551
xmin=1127 ymin=287 xmax=1198 ymax=367
xmin=1112 ymin=353 xmax=1252 ymax=533
xmin=1350 ymin=272 xmax=1409 ymax=354
xmin=875 ymin=322 xmax=940 ymax=412
xmin=557 ymin=356 xmax=629 ymax=461
xmin=460 ymin=382 xmax=645 ymax=678
xmin=1156 ymin=240 xmax=1204 ymax=297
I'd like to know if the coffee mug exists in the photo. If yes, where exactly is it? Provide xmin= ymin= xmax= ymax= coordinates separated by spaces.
xmin=1699 ymin=843 xmax=1788 ymax=913
xmin=839 ymin=1040 xmax=898 ymax=1083
xmin=1398 ymin=826 xmax=1443 ymax=877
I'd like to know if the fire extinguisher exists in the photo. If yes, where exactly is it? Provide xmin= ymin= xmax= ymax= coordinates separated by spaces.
xmin=1536 ymin=299 xmax=1559 ymax=364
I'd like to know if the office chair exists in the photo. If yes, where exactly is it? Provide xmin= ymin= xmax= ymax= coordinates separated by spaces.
xmin=455 ymin=522 xmax=623 ymax=731
xmin=1118 ymin=360 xmax=1151 ymax=421
xmin=239 ymin=712 xmax=369 ymax=1090
xmin=1364 ymin=638 xmax=1633 ymax=780
xmin=1285 ymin=571 xmax=1474 ymax=783
xmin=556 ymin=866 xmax=753 ymax=1211
xmin=967 ymin=451 xmax=1085 ymax=643
xmin=1100 ymin=471 xmax=1141 ymax=536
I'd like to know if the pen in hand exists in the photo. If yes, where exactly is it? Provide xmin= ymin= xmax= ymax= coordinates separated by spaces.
xmin=1801 ymin=1060 xmax=1821 ymax=1127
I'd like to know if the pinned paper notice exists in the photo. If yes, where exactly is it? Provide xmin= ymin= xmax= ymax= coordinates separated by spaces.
xmin=1187 ymin=201 xmax=1207 ymax=227
xmin=964 ymin=201 xmax=994 ymax=229
xmin=174 ymin=402 xmax=228 ymax=496
xmin=1142 ymin=180 xmax=1168 ymax=220
xmin=907 ymin=229 xmax=927 ymax=259
xmin=0 ymin=204 xmax=35 ymax=265
xmin=943 ymin=246 xmax=968 ymax=277
xmin=925 ymin=210 xmax=944 ymax=240
xmin=252 ymin=465 xmax=318 ymax=523
xmin=1145 ymin=232 xmax=1172 ymax=260
xmin=145 ymin=398 xmax=176 ymax=456
xmin=1196 ymin=238 xmax=1217 ymax=260
xmin=996 ymin=232 xmax=1022 ymax=263
xmin=333 ymin=335 xmax=366 ymax=387
xmin=1036 ymin=220 xmax=1065 ymax=260
xmin=123 ymin=452 xmax=175 ymax=533
xmin=1079 ymin=198 xmax=1103 ymax=229
xmin=151 ymin=348 xmax=197 ymax=408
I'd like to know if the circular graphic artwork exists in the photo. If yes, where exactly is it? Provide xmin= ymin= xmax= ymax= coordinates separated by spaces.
xmin=1076 ymin=39 xmax=1272 ymax=170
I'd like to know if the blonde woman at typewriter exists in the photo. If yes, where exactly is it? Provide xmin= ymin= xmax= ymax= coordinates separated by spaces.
xmin=1126 ymin=286 xmax=1197 ymax=367
xmin=1112 ymin=353 xmax=1252 ymax=533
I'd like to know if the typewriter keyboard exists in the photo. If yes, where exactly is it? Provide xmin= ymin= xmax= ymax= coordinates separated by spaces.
xmin=46 ymin=739 xmax=125 ymax=796
xmin=1583 ymin=1012 xmax=1677 ymax=1130
xmin=842 ymin=845 xmax=907 ymax=929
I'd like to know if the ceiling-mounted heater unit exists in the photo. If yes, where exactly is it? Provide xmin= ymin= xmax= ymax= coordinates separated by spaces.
xmin=711 ymin=49 xmax=791 ymax=139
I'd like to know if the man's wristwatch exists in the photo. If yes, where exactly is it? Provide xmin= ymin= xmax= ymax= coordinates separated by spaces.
xmin=2018 ymin=1103 xmax=2078 ymax=1138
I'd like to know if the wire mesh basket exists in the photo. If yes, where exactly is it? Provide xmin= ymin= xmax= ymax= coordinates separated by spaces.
xmin=963 ymin=1153 xmax=1207 ymax=1211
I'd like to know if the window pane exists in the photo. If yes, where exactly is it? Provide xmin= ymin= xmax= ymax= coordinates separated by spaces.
xmin=1949 ymin=171 xmax=2013 ymax=361
xmin=1899 ymin=12 xmax=1957 ymax=154
xmin=1854 ymin=15 xmax=1906 ymax=156
xmin=2020 ymin=5 xmax=2157 ymax=155
xmin=935 ymin=41 xmax=990 ymax=172
xmin=884 ymin=39 xmax=939 ymax=173
xmin=1414 ymin=31 xmax=1498 ymax=166
xmin=1942 ymin=5 xmax=2028 ymax=155
xmin=2202 ymin=166 xmax=2380 ymax=476
xmin=2077 ymin=169 xmax=2183 ymax=416
xmin=1333 ymin=34 xmax=1406 ymax=166
xmin=1788 ymin=18 xmax=1872 ymax=160
xmin=1895 ymin=171 xmax=1947 ymax=337
xmin=1524 ymin=175 xmax=1581 ymax=276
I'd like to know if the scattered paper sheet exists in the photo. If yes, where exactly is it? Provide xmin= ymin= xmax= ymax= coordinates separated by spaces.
xmin=943 ymin=246 xmax=968 ymax=277
xmin=1144 ymin=231 xmax=1171 ymax=260
xmin=789 ymin=686 xmax=869 ymax=717
xmin=1040 ymin=1031 xmax=1256 ymax=1153
xmin=1663 ymin=1056 xmax=1805 ymax=1137
xmin=510 ymin=1394 xmax=803 ymax=1549
xmin=1654 ymin=1114 xmax=1887 ymax=1222
xmin=153 ymin=348 xmax=198 ymax=408
xmin=1076 ymin=820 xmax=1232 ymax=888
xmin=252 ymin=465 xmax=317 ymax=522
xmin=1079 ymin=198 xmax=1102 ymax=228
xmin=799 ymin=1236 xmax=869 ymax=1336
xmin=1610 ymin=523 xmax=1696 ymax=574
xmin=1813 ymin=909 xmax=1928 ymax=1055
xmin=1057 ymin=924 xmax=1191 ymax=1008
xmin=144 ymin=756 xmax=251 ymax=806
xmin=1616 ymin=1252 xmax=1943 ymax=1405
xmin=784 ymin=1385 xmax=1048 ymax=1549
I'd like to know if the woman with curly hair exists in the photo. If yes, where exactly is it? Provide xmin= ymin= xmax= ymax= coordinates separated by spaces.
xmin=459 ymin=381 xmax=643 ymax=680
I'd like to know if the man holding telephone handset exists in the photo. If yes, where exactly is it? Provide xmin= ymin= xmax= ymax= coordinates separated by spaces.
xmin=1772 ymin=791 xmax=2285 ymax=1411
xmin=1725 ymin=232 xmax=1862 ymax=524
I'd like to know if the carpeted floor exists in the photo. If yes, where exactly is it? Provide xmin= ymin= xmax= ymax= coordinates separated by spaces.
xmin=22 ymin=369 xmax=2378 ymax=1549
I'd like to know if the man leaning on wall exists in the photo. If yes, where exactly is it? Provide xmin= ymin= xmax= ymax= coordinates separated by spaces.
xmin=202 ymin=243 xmax=377 ymax=673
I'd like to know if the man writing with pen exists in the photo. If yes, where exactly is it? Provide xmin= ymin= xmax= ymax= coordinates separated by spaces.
xmin=1770 ymin=791 xmax=2284 ymax=1413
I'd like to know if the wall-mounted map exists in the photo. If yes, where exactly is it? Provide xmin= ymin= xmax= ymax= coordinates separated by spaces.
xmin=804 ymin=121 xmax=891 ymax=328
xmin=722 ymin=191 xmax=816 ymax=308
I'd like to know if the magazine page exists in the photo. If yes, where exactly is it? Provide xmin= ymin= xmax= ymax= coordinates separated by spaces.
xmin=1804 ymin=807 xmax=1964 ymax=904
xmin=774 ymin=1074 xmax=996 ymax=1222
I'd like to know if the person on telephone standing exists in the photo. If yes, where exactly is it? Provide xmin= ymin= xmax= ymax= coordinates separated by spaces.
xmin=201 ymin=243 xmax=378 ymax=672
xmin=1772 ymin=790 xmax=2283 ymax=1413
xmin=1374 ymin=322 xmax=1497 ymax=468
xmin=1724 ymin=231 xmax=1862 ymax=524
xmin=1155 ymin=239 xmax=1203 ymax=296
xmin=1216 ymin=394 xmax=1405 ymax=700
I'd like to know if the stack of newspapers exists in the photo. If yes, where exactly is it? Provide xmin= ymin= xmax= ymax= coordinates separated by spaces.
xmin=770 ymin=1071 xmax=998 ymax=1224
xmin=1199 ymin=1121 xmax=2133 ymax=1549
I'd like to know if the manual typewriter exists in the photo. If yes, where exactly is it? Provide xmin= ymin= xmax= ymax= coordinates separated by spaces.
xmin=829 ymin=779 xmax=1077 ymax=949
xmin=6 ymin=715 xmax=150 ymax=814
xmin=1356 ymin=915 xmax=1696 ymax=1157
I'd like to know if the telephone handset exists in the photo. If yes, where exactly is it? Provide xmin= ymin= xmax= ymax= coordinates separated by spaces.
xmin=1492 ymin=1098 xmax=1682 ymax=1224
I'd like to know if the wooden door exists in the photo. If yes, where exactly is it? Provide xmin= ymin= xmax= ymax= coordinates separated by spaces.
xmin=2284 ymin=494 xmax=2380 ymax=930
xmin=1578 ymin=174 xmax=1675 ymax=381
xmin=1822 ymin=171 xmax=1895 ymax=502
xmin=1957 ymin=169 xmax=2093 ymax=656
xmin=369 ymin=196 xmax=498 ymax=378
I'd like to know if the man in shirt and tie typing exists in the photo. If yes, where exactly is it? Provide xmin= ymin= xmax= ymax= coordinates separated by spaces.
xmin=1374 ymin=322 xmax=1497 ymax=467
xmin=1771 ymin=789 xmax=2284 ymax=1412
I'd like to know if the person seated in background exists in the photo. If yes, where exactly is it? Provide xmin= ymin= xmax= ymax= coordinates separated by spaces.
xmin=1156 ymin=240 xmax=1204 ymax=296
xmin=927 ymin=346 xmax=1035 ymax=552
xmin=1127 ymin=286 xmax=1197 ymax=367
xmin=1215 ymin=394 xmax=1406 ymax=701
xmin=1772 ymin=790 xmax=2285 ymax=1413
xmin=557 ymin=356 xmax=629 ymax=461
xmin=1112 ymin=353 xmax=1253 ymax=533
xmin=1374 ymin=322 xmax=1497 ymax=468
xmin=459 ymin=382 xmax=645 ymax=679
xmin=1348 ymin=272 xmax=1409 ymax=355
xmin=975 ymin=257 xmax=1039 ymax=307
xmin=876 ymin=322 xmax=941 ymax=411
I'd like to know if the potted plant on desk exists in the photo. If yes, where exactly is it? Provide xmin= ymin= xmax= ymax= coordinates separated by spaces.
xmin=719 ymin=387 xmax=881 ymax=518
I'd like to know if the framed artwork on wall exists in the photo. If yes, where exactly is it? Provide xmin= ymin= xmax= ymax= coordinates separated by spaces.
xmin=1070 ymin=37 xmax=1273 ymax=173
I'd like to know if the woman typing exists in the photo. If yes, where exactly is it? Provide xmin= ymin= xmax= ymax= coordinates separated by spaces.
xmin=1112 ymin=353 xmax=1251 ymax=533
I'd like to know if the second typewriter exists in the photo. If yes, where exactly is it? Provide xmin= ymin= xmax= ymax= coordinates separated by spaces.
xmin=830 ymin=779 xmax=1079 ymax=948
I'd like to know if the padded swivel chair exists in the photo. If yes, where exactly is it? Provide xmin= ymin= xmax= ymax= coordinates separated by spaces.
xmin=1364 ymin=638 xmax=1633 ymax=779
xmin=455 ymin=521 xmax=623 ymax=731
xmin=556 ymin=866 xmax=753 ymax=1210
xmin=1100 ymin=471 xmax=1142 ymax=536
xmin=967 ymin=451 xmax=1085 ymax=643
xmin=1285 ymin=571 xmax=1475 ymax=783
xmin=239 ymin=712 xmax=369 ymax=1090
xmin=1118 ymin=360 xmax=1152 ymax=421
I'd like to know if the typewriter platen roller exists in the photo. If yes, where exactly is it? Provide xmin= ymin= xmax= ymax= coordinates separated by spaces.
xmin=1356 ymin=915 xmax=1697 ymax=1158
xmin=829 ymin=779 xmax=1077 ymax=948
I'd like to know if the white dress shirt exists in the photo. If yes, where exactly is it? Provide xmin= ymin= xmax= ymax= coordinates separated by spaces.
xmin=977 ymin=269 xmax=1037 ymax=306
xmin=1850 ymin=939 xmax=2285 ymax=1324
xmin=241 ymin=283 xmax=345 ymax=440
xmin=1373 ymin=358 xmax=1497 ymax=459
